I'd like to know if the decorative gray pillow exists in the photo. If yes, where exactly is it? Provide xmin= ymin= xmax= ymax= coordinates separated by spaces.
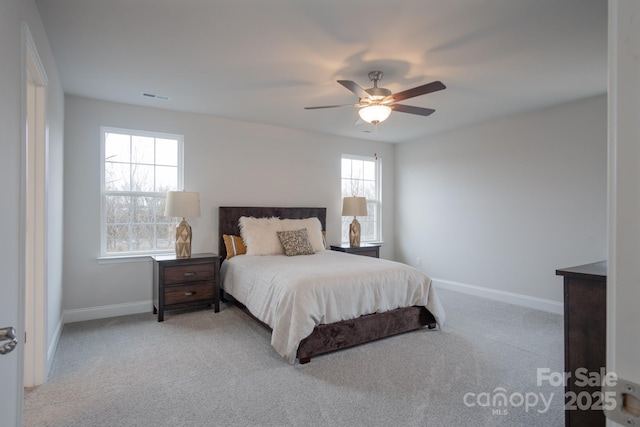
xmin=277 ymin=228 xmax=314 ymax=256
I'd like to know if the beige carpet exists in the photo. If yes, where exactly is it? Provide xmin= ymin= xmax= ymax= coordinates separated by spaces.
xmin=24 ymin=289 xmax=564 ymax=426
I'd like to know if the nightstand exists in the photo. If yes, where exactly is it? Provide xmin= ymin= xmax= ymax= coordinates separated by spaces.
xmin=330 ymin=243 xmax=380 ymax=258
xmin=152 ymin=253 xmax=221 ymax=322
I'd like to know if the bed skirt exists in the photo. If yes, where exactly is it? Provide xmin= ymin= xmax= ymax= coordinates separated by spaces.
xmin=296 ymin=306 xmax=437 ymax=363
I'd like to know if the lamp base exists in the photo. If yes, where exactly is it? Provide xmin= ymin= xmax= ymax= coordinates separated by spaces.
xmin=349 ymin=217 xmax=361 ymax=247
xmin=175 ymin=218 xmax=192 ymax=258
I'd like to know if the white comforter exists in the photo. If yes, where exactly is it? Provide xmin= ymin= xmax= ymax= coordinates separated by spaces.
xmin=221 ymin=250 xmax=445 ymax=362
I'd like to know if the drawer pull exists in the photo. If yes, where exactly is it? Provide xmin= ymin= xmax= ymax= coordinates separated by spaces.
xmin=184 ymin=291 xmax=196 ymax=296
xmin=183 ymin=272 xmax=197 ymax=277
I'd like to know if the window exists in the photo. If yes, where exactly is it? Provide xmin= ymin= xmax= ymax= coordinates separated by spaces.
xmin=100 ymin=127 xmax=183 ymax=256
xmin=341 ymin=155 xmax=381 ymax=243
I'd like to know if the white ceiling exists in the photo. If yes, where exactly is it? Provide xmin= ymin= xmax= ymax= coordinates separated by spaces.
xmin=36 ymin=0 xmax=607 ymax=143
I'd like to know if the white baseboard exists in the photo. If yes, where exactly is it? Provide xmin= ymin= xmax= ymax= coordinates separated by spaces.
xmin=63 ymin=300 xmax=152 ymax=324
xmin=46 ymin=316 xmax=63 ymax=378
xmin=432 ymin=278 xmax=564 ymax=315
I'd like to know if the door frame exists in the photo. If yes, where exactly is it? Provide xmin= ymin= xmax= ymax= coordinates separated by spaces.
xmin=22 ymin=21 xmax=48 ymax=388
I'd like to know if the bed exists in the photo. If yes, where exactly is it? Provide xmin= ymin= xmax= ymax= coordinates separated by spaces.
xmin=218 ymin=206 xmax=444 ymax=364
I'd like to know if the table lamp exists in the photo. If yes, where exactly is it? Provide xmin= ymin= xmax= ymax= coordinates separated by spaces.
xmin=342 ymin=196 xmax=367 ymax=247
xmin=164 ymin=191 xmax=201 ymax=258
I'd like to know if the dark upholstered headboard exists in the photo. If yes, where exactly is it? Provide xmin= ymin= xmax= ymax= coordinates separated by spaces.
xmin=218 ymin=206 xmax=327 ymax=261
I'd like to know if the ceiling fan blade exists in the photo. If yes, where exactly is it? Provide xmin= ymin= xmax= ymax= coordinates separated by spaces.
xmin=337 ymin=80 xmax=370 ymax=99
xmin=304 ymin=103 xmax=359 ymax=110
xmin=389 ymin=81 xmax=446 ymax=102
xmin=392 ymin=104 xmax=436 ymax=116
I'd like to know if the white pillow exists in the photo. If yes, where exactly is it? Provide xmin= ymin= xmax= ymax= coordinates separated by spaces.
xmin=239 ymin=216 xmax=284 ymax=256
xmin=280 ymin=217 xmax=325 ymax=253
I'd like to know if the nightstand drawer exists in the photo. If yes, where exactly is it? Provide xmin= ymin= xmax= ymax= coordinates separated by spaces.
xmin=164 ymin=282 xmax=214 ymax=305
xmin=163 ymin=263 xmax=215 ymax=285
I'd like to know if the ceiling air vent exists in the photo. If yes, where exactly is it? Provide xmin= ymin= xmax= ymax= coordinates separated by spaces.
xmin=142 ymin=92 xmax=171 ymax=101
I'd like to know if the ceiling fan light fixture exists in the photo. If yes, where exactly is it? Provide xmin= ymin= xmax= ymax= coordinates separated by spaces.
xmin=358 ymin=105 xmax=392 ymax=124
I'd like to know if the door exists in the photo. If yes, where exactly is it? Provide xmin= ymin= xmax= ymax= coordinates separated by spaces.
xmin=0 ymin=295 xmax=22 ymax=427
xmin=0 ymin=45 xmax=25 ymax=427
xmin=606 ymin=1 xmax=640 ymax=426
xmin=0 ymin=21 xmax=45 ymax=427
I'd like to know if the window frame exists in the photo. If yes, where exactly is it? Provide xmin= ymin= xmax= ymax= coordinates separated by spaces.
xmin=99 ymin=126 xmax=184 ymax=258
xmin=340 ymin=154 xmax=382 ymax=244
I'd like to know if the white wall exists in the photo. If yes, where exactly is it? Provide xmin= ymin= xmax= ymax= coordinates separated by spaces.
xmin=63 ymin=95 xmax=395 ymax=318
xmin=395 ymin=95 xmax=607 ymax=309
xmin=40 ymin=20 xmax=66 ymax=374
xmin=0 ymin=0 xmax=65 ymax=421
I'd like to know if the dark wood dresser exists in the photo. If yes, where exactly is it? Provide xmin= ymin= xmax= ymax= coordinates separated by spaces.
xmin=330 ymin=243 xmax=380 ymax=258
xmin=152 ymin=253 xmax=221 ymax=322
xmin=556 ymin=261 xmax=607 ymax=427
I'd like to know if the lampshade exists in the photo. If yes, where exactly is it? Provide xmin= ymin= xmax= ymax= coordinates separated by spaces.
xmin=164 ymin=191 xmax=201 ymax=218
xmin=358 ymin=105 xmax=392 ymax=124
xmin=342 ymin=197 xmax=367 ymax=217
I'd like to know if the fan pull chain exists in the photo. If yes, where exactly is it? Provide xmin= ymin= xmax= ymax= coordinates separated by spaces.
xmin=373 ymin=123 xmax=379 ymax=160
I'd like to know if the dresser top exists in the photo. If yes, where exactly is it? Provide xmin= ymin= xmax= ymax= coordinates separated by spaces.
xmin=330 ymin=243 xmax=381 ymax=249
xmin=152 ymin=252 xmax=218 ymax=262
xmin=556 ymin=260 xmax=607 ymax=280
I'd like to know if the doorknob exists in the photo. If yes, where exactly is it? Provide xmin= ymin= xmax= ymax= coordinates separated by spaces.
xmin=0 ymin=327 xmax=17 ymax=355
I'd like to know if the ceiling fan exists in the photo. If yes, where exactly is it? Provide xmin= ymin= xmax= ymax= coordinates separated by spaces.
xmin=305 ymin=71 xmax=446 ymax=124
